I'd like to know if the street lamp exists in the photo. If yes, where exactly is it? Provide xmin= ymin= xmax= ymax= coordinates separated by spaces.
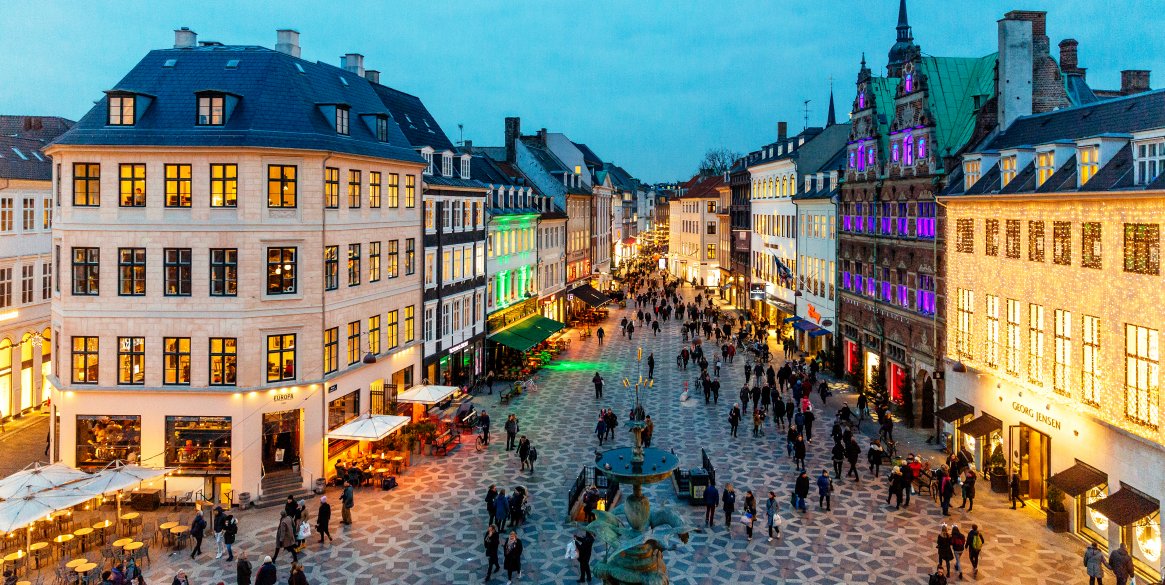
xmin=622 ymin=347 xmax=654 ymax=419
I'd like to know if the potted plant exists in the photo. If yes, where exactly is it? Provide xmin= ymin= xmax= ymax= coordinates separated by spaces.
xmin=1045 ymin=483 xmax=1070 ymax=532
xmin=987 ymin=446 xmax=1008 ymax=493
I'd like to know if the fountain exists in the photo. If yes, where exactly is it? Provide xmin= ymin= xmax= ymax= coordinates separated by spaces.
xmin=586 ymin=358 xmax=690 ymax=585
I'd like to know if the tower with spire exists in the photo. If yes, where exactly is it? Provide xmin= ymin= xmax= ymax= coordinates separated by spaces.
xmin=826 ymin=84 xmax=837 ymax=127
xmin=886 ymin=0 xmax=918 ymax=77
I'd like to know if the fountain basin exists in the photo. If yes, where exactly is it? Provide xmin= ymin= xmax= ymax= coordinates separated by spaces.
xmin=595 ymin=447 xmax=680 ymax=485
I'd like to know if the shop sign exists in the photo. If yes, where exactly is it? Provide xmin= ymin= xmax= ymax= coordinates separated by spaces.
xmin=327 ymin=384 xmax=338 ymax=394
xmin=749 ymin=284 xmax=765 ymax=300
xmin=842 ymin=296 xmax=915 ymax=324
xmin=1011 ymin=401 xmax=1062 ymax=431
xmin=448 ymin=341 xmax=469 ymax=353
xmin=273 ymin=389 xmax=295 ymax=403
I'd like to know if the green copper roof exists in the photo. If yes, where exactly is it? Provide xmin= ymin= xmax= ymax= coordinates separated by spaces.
xmin=918 ymin=53 xmax=998 ymax=157
xmin=869 ymin=76 xmax=900 ymax=154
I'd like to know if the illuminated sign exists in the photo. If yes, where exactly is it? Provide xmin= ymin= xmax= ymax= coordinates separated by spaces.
xmin=1011 ymin=401 xmax=1062 ymax=431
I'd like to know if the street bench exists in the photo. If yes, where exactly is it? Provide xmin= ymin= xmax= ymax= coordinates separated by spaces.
xmin=499 ymin=384 xmax=521 ymax=404
xmin=430 ymin=430 xmax=459 ymax=456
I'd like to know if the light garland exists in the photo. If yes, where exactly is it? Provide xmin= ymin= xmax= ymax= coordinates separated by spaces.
xmin=944 ymin=197 xmax=1165 ymax=446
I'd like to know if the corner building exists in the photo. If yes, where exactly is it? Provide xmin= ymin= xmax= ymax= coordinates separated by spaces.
xmin=47 ymin=30 xmax=425 ymax=505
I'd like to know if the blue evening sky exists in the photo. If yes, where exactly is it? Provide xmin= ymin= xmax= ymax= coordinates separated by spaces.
xmin=1 ymin=0 xmax=1160 ymax=182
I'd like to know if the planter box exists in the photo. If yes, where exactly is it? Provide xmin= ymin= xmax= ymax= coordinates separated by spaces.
xmin=990 ymin=473 xmax=1009 ymax=493
xmin=1047 ymin=509 xmax=1070 ymax=533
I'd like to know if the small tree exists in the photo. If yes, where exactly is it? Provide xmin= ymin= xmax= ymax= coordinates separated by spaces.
xmin=866 ymin=365 xmax=889 ymax=408
xmin=696 ymin=147 xmax=741 ymax=176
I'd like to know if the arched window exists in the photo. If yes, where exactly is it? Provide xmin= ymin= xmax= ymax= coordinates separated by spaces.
xmin=918 ymin=136 xmax=927 ymax=159
xmin=904 ymin=73 xmax=913 ymax=93
xmin=904 ymin=134 xmax=915 ymax=165
xmin=20 ymin=333 xmax=32 ymax=411
xmin=892 ymin=142 xmax=900 ymax=162
xmin=857 ymin=145 xmax=866 ymax=171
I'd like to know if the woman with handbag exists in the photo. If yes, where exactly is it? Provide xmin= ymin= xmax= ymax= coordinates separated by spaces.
xmin=742 ymin=490 xmax=757 ymax=541
xmin=765 ymin=491 xmax=781 ymax=541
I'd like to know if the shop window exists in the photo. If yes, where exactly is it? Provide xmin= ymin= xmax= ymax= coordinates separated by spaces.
xmin=76 ymin=415 xmax=140 ymax=470
xmin=117 ymin=336 xmax=145 ymax=385
xmin=165 ymin=416 xmax=231 ymax=474
xmin=163 ymin=337 xmax=191 ymax=385
xmin=209 ymin=337 xmax=237 ymax=386
xmin=267 ymin=334 xmax=296 ymax=383
xmin=328 ymin=391 xmax=360 ymax=430
xmin=1125 ymin=324 xmax=1159 ymax=428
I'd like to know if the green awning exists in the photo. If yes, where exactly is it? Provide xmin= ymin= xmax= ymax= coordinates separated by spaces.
xmin=489 ymin=315 xmax=565 ymax=353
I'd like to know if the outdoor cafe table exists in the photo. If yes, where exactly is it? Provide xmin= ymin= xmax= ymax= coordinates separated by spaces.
xmin=158 ymin=522 xmax=178 ymax=546
xmin=91 ymin=520 xmax=113 ymax=542
xmin=168 ymin=525 xmax=188 ymax=550
xmin=74 ymin=562 xmax=97 ymax=583
xmin=112 ymin=538 xmax=132 ymax=549
xmin=72 ymin=528 xmax=93 ymax=550
xmin=64 ymin=558 xmax=87 ymax=569
xmin=52 ymin=533 xmax=74 ymax=558
xmin=119 ymin=512 xmax=141 ymax=535
xmin=27 ymin=542 xmax=47 ymax=568
xmin=123 ymin=541 xmax=143 ymax=553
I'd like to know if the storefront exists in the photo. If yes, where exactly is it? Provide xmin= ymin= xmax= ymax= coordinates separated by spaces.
xmin=76 ymin=414 xmax=141 ymax=470
xmin=262 ymin=409 xmax=302 ymax=473
xmin=1048 ymin=460 xmax=1109 ymax=547
xmin=165 ymin=415 xmax=232 ymax=500
xmin=540 ymin=292 xmax=566 ymax=323
xmin=425 ymin=339 xmax=482 ymax=388
xmin=1011 ymin=423 xmax=1052 ymax=507
xmin=1090 ymin=484 xmax=1162 ymax=578
xmin=955 ymin=412 xmax=1002 ymax=475
xmin=488 ymin=297 xmax=566 ymax=380
xmin=934 ymin=399 xmax=974 ymax=452
xmin=843 ymin=334 xmax=860 ymax=376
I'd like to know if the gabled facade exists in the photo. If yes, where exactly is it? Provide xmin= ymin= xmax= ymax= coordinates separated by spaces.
xmin=668 ymin=174 xmax=723 ymax=287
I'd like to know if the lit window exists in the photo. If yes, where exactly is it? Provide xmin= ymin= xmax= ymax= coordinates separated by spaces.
xmin=387 ymin=310 xmax=399 ymax=349
xmin=210 ymin=164 xmax=237 ymax=207
xmin=405 ymin=238 xmax=415 ymax=274
xmin=209 ymin=249 xmax=237 ymax=297
xmin=1053 ymin=221 xmax=1071 ymax=266
xmin=369 ymin=241 xmax=381 ymax=282
xmin=118 ymin=248 xmax=146 ymax=296
xmin=1036 ymin=151 xmax=1055 ymax=187
xmin=117 ymin=337 xmax=145 ymax=385
xmin=347 ymin=321 xmax=361 ymax=365
xmin=323 ymin=327 xmax=338 ymax=374
xmin=348 ymin=169 xmax=361 ymax=208
xmin=163 ymin=248 xmax=192 ymax=296
xmin=71 ymin=336 xmax=99 ymax=384
xmin=1082 ymin=222 xmax=1102 ymax=269
xmin=1005 ymin=299 xmax=1022 ymax=377
xmin=266 ymin=247 xmax=297 ymax=295
xmin=368 ymin=315 xmax=381 ymax=355
xmin=1028 ymin=221 xmax=1045 ymax=262
xmin=324 ymin=167 xmax=339 ymax=208
xmin=267 ymin=165 xmax=297 ymax=208
xmin=164 ymin=164 xmax=192 ymax=208
xmin=1123 ymin=223 xmax=1159 ymax=275
xmin=1082 ymin=315 xmax=1101 ymax=406
xmin=956 ymin=289 xmax=974 ymax=360
xmin=71 ymin=247 xmax=100 ymax=296
xmin=1054 ymin=309 xmax=1071 ymax=397
xmin=1028 ymin=304 xmax=1045 ymax=385
xmin=73 ymin=163 xmax=100 ymax=206
xmin=1125 ymin=324 xmax=1159 ymax=428
xmin=1135 ymin=139 xmax=1165 ymax=185
xmin=955 ymin=218 xmax=974 ymax=253
xmin=404 ymin=305 xmax=415 ymax=343
xmin=985 ymin=295 xmax=1000 ymax=368
xmin=904 ymin=73 xmax=913 ymax=93
xmin=348 ymin=243 xmax=361 ymax=286
xmin=162 ymin=337 xmax=191 ymax=385
xmin=387 ymin=240 xmax=399 ymax=279
xmin=985 ymin=219 xmax=999 ymax=256
xmin=197 ymin=94 xmax=225 ymax=125
xmin=1005 ymin=220 xmax=1020 ymax=259
xmin=388 ymin=173 xmax=400 ymax=208
xmin=1000 ymin=155 xmax=1017 ymax=187
xmin=267 ymin=334 xmax=296 ymax=382
xmin=209 ymin=338 xmax=237 ymax=386
xmin=324 ymin=245 xmax=338 ymax=291
xmin=405 ymin=175 xmax=416 ymax=208
xmin=118 ymin=164 xmax=146 ymax=207
xmin=903 ymin=134 xmax=914 ymax=166
xmin=107 ymin=94 xmax=135 ymax=125
xmin=1079 ymin=146 xmax=1099 ymax=186
xmin=369 ymin=172 xmax=381 ymax=208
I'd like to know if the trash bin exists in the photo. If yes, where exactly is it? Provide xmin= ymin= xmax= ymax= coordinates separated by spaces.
xmin=688 ymin=467 xmax=708 ymax=502
xmin=238 ymin=492 xmax=252 ymax=509
xmin=313 ymin=478 xmax=326 ymax=494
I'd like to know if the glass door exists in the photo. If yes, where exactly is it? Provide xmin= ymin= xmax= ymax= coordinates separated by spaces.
xmin=1010 ymin=424 xmax=1051 ymax=509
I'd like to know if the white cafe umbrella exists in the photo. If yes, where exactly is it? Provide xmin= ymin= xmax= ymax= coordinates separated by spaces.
xmin=0 ymin=485 xmax=95 ymax=549
xmin=394 ymin=385 xmax=460 ymax=405
xmin=0 ymin=462 xmax=91 ymax=500
xmin=326 ymin=414 xmax=410 ymax=442
xmin=71 ymin=460 xmax=171 ymax=518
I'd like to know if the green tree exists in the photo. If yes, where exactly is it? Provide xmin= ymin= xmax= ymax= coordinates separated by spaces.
xmin=866 ymin=365 xmax=889 ymax=407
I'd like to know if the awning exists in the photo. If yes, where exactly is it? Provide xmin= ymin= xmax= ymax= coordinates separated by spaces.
xmin=783 ymin=316 xmax=802 ymax=324
xmin=809 ymin=329 xmax=833 ymax=338
xmin=958 ymin=413 xmax=1002 ymax=438
xmin=793 ymin=320 xmax=818 ymax=332
xmin=621 ymin=236 xmax=637 ymax=245
xmin=489 ymin=315 xmax=565 ymax=352
xmin=1088 ymin=483 xmax=1160 ymax=526
xmin=935 ymin=400 xmax=975 ymax=423
xmin=326 ymin=414 xmax=411 ymax=442
xmin=395 ymin=385 xmax=460 ymax=405
xmin=1048 ymin=460 xmax=1108 ymax=498
xmin=71 ymin=461 xmax=170 ymax=496
xmin=571 ymin=284 xmax=611 ymax=307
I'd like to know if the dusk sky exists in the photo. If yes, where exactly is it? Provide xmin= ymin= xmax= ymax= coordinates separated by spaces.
xmin=2 ymin=0 xmax=1161 ymax=182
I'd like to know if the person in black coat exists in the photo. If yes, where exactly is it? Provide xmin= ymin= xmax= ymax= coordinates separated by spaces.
xmin=315 ymin=496 xmax=332 ymax=543
xmin=483 ymin=525 xmax=500 ymax=581
xmin=255 ymin=556 xmax=277 ymax=585
xmin=574 ymin=531 xmax=595 ymax=583
xmin=721 ymin=484 xmax=737 ymax=532
xmin=793 ymin=434 xmax=807 ymax=471
xmin=236 ymin=552 xmax=252 ymax=585
xmin=793 ymin=471 xmax=810 ymax=511
xmin=728 ymin=405 xmax=741 ymax=438
xmin=189 ymin=510 xmax=207 ymax=559
xmin=503 ymin=532 xmax=523 ymax=581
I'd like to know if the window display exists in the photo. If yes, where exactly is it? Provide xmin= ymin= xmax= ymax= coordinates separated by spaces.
xmin=76 ymin=415 xmax=140 ymax=469
xmin=165 ymin=416 xmax=231 ymax=474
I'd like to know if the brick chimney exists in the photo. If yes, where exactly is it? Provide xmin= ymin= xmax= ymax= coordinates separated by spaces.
xmin=1004 ymin=10 xmax=1048 ymax=53
xmin=463 ymin=140 xmax=473 ymax=153
xmin=778 ymin=121 xmax=788 ymax=142
xmin=275 ymin=29 xmax=300 ymax=58
xmin=537 ymin=128 xmax=548 ymax=145
xmin=173 ymin=27 xmax=197 ymax=49
xmin=364 ymin=70 xmax=380 ymax=84
xmin=1121 ymin=70 xmax=1151 ymax=95
xmin=1059 ymin=39 xmax=1083 ymax=77
xmin=504 ymin=117 xmax=520 ymax=163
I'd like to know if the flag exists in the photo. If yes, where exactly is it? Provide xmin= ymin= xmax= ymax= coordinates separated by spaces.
xmin=771 ymin=255 xmax=793 ymax=280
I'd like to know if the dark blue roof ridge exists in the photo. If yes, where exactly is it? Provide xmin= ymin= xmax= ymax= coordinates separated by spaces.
xmin=1013 ymin=88 xmax=1165 ymax=123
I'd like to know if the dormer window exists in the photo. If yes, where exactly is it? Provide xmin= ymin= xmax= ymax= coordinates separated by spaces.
xmin=421 ymin=147 xmax=434 ymax=175
xmin=1135 ymin=139 xmax=1165 ymax=185
xmin=1079 ymin=146 xmax=1099 ymax=186
xmin=441 ymin=152 xmax=453 ymax=178
xmin=963 ymin=160 xmax=981 ymax=190
xmin=1036 ymin=151 xmax=1055 ymax=187
xmin=108 ymin=94 xmax=135 ymax=125
xmin=460 ymin=155 xmax=471 ymax=180
xmin=375 ymin=116 xmax=388 ymax=142
xmin=1001 ymin=155 xmax=1017 ymax=186
xmin=335 ymin=106 xmax=350 ymax=135
xmin=197 ymin=94 xmax=225 ymax=125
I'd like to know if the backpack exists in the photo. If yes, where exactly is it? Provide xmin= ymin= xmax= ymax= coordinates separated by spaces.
xmin=969 ymin=531 xmax=984 ymax=551
xmin=952 ymin=534 xmax=966 ymax=549
xmin=529 ymin=447 xmax=538 ymax=462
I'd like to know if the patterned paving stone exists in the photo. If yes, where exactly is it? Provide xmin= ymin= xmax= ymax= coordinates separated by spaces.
xmin=135 ymin=284 xmax=1090 ymax=584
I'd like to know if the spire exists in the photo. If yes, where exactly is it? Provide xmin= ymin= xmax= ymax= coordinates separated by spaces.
xmin=826 ymin=85 xmax=837 ymax=127
xmin=896 ymin=0 xmax=912 ymax=42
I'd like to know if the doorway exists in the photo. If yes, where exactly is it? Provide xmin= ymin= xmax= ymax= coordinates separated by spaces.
xmin=1010 ymin=423 xmax=1051 ymax=508
xmin=262 ymin=409 xmax=301 ymax=474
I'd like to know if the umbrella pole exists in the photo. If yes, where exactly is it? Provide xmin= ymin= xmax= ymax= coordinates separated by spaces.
xmin=25 ymin=524 xmax=31 ymax=553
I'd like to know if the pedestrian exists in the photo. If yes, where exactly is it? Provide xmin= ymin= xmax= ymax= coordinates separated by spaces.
xmin=213 ymin=505 xmax=227 ymax=559
xmin=752 ymin=408 xmax=764 ymax=438
xmin=485 ymin=485 xmax=499 ymax=526
xmin=936 ymin=524 xmax=954 ymax=576
xmin=626 ymin=322 xmax=634 ymax=339
xmin=517 ymin=436 xmax=532 ymax=471
xmin=950 ymin=524 xmax=967 ymax=578
xmin=593 ymin=372 xmax=604 ymax=399
xmin=793 ymin=471 xmax=810 ymax=511
xmin=739 ymin=385 xmax=750 ymax=413
xmin=867 ymin=440 xmax=884 ymax=477
xmin=495 ymin=489 xmax=509 ymax=530
xmin=172 ymin=570 xmax=191 ymax=585
xmin=1009 ymin=473 xmax=1025 ymax=509
xmin=1109 ymin=542 xmax=1134 ymax=585
xmin=643 ymin=416 xmax=654 ymax=448
xmin=480 ymin=410 xmax=491 ymax=445
xmin=722 ymin=483 xmax=737 ymax=531
xmin=744 ymin=362 xmax=752 ymax=385
xmin=728 ymin=405 xmax=741 ymax=438
xmin=596 ymin=327 xmax=605 ymax=345
xmin=879 ymin=416 xmax=894 ymax=443
xmin=505 ymin=415 xmax=519 ymax=451
xmin=190 ymin=509 xmax=207 ymax=559
xmin=785 ymin=397 xmax=795 ymax=427
xmin=966 ymin=524 xmax=985 ymax=578
xmin=803 ymin=408 xmax=816 ymax=443
xmin=960 ymin=469 xmax=977 ymax=511
xmin=765 ymin=491 xmax=781 ymax=541
xmin=714 ymin=357 xmax=722 ymax=377
xmin=620 ymin=316 xmax=628 ymax=337
xmin=793 ymin=434 xmax=807 ymax=471
xmin=483 ymin=524 xmax=501 ymax=581
xmin=652 ymin=320 xmax=660 ymax=336
xmin=703 ymin=483 xmax=719 ymax=527
xmin=816 ymin=470 xmax=833 ymax=511
xmin=595 ymin=416 xmax=608 ymax=446
xmin=504 ymin=531 xmax=524 ymax=583
xmin=771 ymin=396 xmax=786 ymax=431
xmin=830 ymin=440 xmax=845 ymax=479
xmin=255 ymin=556 xmax=277 ymax=585
xmin=711 ymin=377 xmax=720 ymax=403
xmin=574 ymin=531 xmax=594 ymax=583
xmin=223 ymin=510 xmax=239 ymax=560
xmin=287 ymin=563 xmax=308 ymax=585
xmin=928 ymin=568 xmax=948 ymax=585
xmin=647 ymin=353 xmax=655 ymax=379
xmin=1083 ymin=540 xmax=1105 ymax=585
xmin=887 ymin=466 xmax=904 ymax=509
xmin=742 ymin=490 xmax=757 ymax=541
xmin=341 ymin=481 xmax=355 ymax=525
xmin=315 ymin=496 xmax=332 ymax=543
xmin=273 ymin=511 xmax=298 ymax=563
xmin=236 ymin=551 xmax=252 ymax=585
xmin=295 ymin=499 xmax=310 ymax=547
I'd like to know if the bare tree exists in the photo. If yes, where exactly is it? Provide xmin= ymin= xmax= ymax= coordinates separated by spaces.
xmin=696 ymin=147 xmax=741 ymax=176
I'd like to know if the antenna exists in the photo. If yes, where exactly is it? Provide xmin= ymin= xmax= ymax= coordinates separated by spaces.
xmin=802 ymin=100 xmax=811 ymax=129
xmin=457 ymin=123 xmax=464 ymax=146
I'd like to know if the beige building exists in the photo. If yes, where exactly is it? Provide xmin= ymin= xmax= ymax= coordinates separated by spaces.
xmin=668 ymin=174 xmax=724 ymax=287
xmin=46 ymin=30 xmax=425 ymax=505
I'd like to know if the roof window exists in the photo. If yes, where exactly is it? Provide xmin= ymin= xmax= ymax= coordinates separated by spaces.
xmin=225 ymin=59 xmax=240 ymax=69
xmin=10 ymin=147 xmax=27 ymax=161
xmin=163 ymin=59 xmax=177 ymax=68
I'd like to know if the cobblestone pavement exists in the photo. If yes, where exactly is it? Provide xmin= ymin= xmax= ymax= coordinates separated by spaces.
xmin=0 ymin=409 xmax=50 ymax=478
xmin=135 ymin=283 xmax=1089 ymax=585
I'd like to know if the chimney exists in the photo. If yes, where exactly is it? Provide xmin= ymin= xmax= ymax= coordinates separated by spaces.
xmin=463 ymin=140 xmax=473 ymax=153
xmin=777 ymin=121 xmax=788 ymax=142
xmin=364 ymin=70 xmax=380 ymax=84
xmin=997 ymin=14 xmax=1034 ymax=130
xmin=173 ymin=27 xmax=197 ymax=49
xmin=1059 ymin=39 xmax=1082 ymax=76
xmin=342 ymin=53 xmax=364 ymax=77
xmin=275 ymin=29 xmax=300 ymax=58
xmin=504 ymin=117 xmax=520 ymax=163
xmin=1004 ymin=10 xmax=1048 ymax=54
xmin=537 ymin=128 xmax=548 ymax=145
xmin=1121 ymin=70 xmax=1151 ymax=95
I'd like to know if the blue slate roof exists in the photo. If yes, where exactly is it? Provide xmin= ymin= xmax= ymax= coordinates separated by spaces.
xmin=572 ymin=141 xmax=603 ymax=168
xmin=52 ymin=46 xmax=423 ymax=164
xmin=368 ymin=83 xmax=456 ymax=152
